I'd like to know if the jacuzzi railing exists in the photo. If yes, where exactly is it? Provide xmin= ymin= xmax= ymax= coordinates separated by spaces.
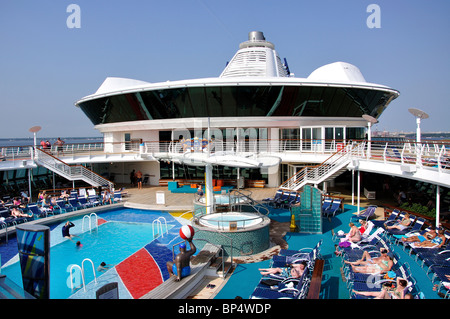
xmin=190 ymin=236 xmax=234 ymax=278
xmin=194 ymin=210 xmax=266 ymax=231
xmin=230 ymin=189 xmax=270 ymax=217
xmin=192 ymin=191 xmax=269 ymax=230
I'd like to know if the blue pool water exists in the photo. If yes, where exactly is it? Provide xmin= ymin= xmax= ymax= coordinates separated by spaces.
xmin=0 ymin=208 xmax=174 ymax=299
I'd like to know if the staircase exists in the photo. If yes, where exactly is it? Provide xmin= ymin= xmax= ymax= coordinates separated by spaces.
xmin=279 ymin=143 xmax=364 ymax=191
xmin=34 ymin=148 xmax=113 ymax=188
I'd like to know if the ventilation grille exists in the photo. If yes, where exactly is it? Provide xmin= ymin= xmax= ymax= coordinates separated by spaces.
xmin=221 ymin=50 xmax=267 ymax=77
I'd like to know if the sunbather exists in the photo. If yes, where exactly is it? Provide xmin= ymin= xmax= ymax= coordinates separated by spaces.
xmin=352 ymin=277 xmax=408 ymax=299
xmin=10 ymin=207 xmax=32 ymax=218
xmin=344 ymin=248 xmax=389 ymax=266
xmin=259 ymin=261 xmax=307 ymax=279
xmin=349 ymin=253 xmax=393 ymax=274
xmin=413 ymin=229 xmax=446 ymax=248
xmin=386 ymin=213 xmax=411 ymax=230
xmin=401 ymin=227 xmax=437 ymax=243
xmin=342 ymin=222 xmax=361 ymax=243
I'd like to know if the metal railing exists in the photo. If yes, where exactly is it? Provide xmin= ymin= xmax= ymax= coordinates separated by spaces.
xmin=279 ymin=142 xmax=364 ymax=190
xmin=34 ymin=149 xmax=113 ymax=188
xmin=1 ymin=138 xmax=449 ymax=177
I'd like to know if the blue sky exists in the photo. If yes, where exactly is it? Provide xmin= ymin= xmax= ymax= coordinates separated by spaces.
xmin=0 ymin=0 xmax=449 ymax=138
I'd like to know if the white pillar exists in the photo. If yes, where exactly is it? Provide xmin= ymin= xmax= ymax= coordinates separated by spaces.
xmin=205 ymin=164 xmax=214 ymax=214
xmin=367 ymin=122 xmax=371 ymax=159
xmin=416 ymin=117 xmax=422 ymax=166
xmin=436 ymin=185 xmax=440 ymax=229
xmin=357 ymin=170 xmax=360 ymax=214
xmin=351 ymin=170 xmax=355 ymax=205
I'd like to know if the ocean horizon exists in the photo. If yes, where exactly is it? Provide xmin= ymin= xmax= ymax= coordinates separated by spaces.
xmin=0 ymin=137 xmax=103 ymax=148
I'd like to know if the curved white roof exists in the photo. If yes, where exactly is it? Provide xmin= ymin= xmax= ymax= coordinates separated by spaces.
xmin=76 ymin=32 xmax=399 ymax=105
xmin=307 ymin=62 xmax=366 ymax=84
xmin=94 ymin=77 xmax=151 ymax=96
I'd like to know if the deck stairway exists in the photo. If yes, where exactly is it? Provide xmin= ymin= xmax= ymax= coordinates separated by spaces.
xmin=34 ymin=148 xmax=113 ymax=188
xmin=279 ymin=143 xmax=363 ymax=191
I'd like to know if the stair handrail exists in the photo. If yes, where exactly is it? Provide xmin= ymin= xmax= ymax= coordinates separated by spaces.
xmin=279 ymin=142 xmax=364 ymax=190
xmin=34 ymin=148 xmax=113 ymax=189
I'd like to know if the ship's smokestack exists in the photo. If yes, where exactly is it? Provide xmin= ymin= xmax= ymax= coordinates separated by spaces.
xmin=248 ymin=31 xmax=265 ymax=41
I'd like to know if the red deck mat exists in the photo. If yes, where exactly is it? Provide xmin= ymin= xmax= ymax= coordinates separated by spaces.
xmin=115 ymin=248 xmax=163 ymax=299
xmin=97 ymin=218 xmax=108 ymax=226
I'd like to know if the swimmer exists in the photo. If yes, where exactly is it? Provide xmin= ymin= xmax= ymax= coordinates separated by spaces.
xmin=62 ymin=221 xmax=77 ymax=242
xmin=97 ymin=262 xmax=113 ymax=272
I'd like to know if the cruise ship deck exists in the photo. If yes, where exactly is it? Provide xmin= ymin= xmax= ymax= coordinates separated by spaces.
xmin=116 ymin=184 xmax=445 ymax=299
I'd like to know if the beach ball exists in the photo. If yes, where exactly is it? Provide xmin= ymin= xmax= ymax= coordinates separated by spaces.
xmin=180 ymin=225 xmax=195 ymax=240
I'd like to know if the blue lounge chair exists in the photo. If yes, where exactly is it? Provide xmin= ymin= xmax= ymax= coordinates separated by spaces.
xmin=113 ymin=190 xmax=123 ymax=203
xmin=351 ymin=205 xmax=377 ymax=222
xmin=27 ymin=203 xmax=49 ymax=218
xmin=88 ymin=194 xmax=101 ymax=206
xmin=371 ymin=209 xmax=400 ymax=228
xmin=350 ymin=269 xmax=416 ymax=299
xmin=262 ymin=189 xmax=283 ymax=203
xmin=384 ymin=211 xmax=406 ymax=227
xmin=279 ymin=240 xmax=323 ymax=259
xmin=55 ymin=199 xmax=74 ymax=214
xmin=0 ymin=207 xmax=28 ymax=227
xmin=321 ymin=198 xmax=332 ymax=216
xmin=78 ymin=197 xmax=94 ymax=208
xmin=390 ymin=217 xmax=426 ymax=244
xmin=286 ymin=192 xmax=299 ymax=208
xmin=323 ymin=198 xmax=342 ymax=218
xmin=273 ymin=191 xmax=290 ymax=208
xmin=68 ymin=197 xmax=82 ymax=210
xmin=271 ymin=253 xmax=315 ymax=268
xmin=251 ymin=267 xmax=310 ymax=299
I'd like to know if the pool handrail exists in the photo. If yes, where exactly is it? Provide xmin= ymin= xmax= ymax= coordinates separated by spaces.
xmin=152 ymin=216 xmax=168 ymax=238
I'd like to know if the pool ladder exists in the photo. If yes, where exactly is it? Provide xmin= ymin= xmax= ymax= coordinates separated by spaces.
xmin=69 ymin=258 xmax=98 ymax=292
xmin=152 ymin=217 xmax=168 ymax=238
xmin=82 ymin=213 xmax=98 ymax=232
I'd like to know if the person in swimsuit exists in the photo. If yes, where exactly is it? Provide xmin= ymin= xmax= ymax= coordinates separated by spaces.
xmin=386 ymin=213 xmax=411 ymax=230
xmin=343 ymin=222 xmax=362 ymax=243
xmin=62 ymin=221 xmax=77 ymax=241
xmin=353 ymin=277 xmax=408 ymax=299
xmin=414 ymin=229 xmax=446 ymax=248
xmin=344 ymin=248 xmax=389 ymax=266
xmin=259 ymin=261 xmax=308 ymax=279
xmin=55 ymin=137 xmax=65 ymax=156
xmin=136 ymin=170 xmax=143 ymax=189
xmin=350 ymin=252 xmax=393 ymax=274
xmin=401 ymin=227 xmax=437 ymax=243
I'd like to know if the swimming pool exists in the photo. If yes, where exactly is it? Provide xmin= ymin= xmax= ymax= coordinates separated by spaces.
xmin=0 ymin=208 xmax=182 ymax=299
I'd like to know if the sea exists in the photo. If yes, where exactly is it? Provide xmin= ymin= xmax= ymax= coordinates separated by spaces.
xmin=0 ymin=137 xmax=103 ymax=148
